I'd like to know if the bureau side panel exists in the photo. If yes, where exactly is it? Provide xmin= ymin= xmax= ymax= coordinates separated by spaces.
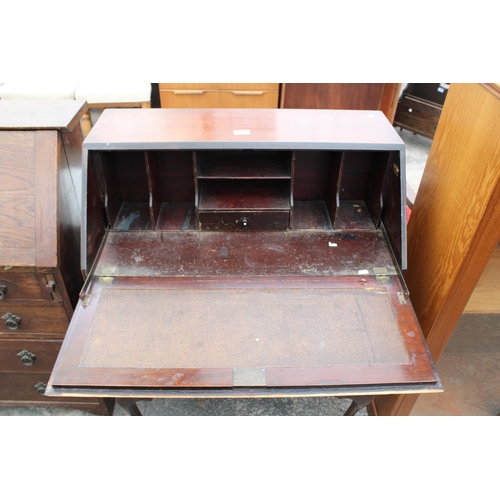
xmin=0 ymin=131 xmax=36 ymax=266
xmin=34 ymin=131 xmax=58 ymax=268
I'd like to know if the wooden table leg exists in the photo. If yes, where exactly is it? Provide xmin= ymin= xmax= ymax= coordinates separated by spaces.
xmin=115 ymin=399 xmax=152 ymax=416
xmin=343 ymin=396 xmax=374 ymax=416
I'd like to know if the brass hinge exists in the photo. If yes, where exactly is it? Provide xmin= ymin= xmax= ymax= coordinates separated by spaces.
xmin=233 ymin=368 xmax=267 ymax=387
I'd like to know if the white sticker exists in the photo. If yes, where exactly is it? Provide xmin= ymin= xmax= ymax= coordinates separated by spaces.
xmin=233 ymin=129 xmax=251 ymax=135
xmin=358 ymin=270 xmax=369 ymax=275
xmin=328 ymin=242 xmax=337 ymax=247
xmin=437 ymin=87 xmax=444 ymax=93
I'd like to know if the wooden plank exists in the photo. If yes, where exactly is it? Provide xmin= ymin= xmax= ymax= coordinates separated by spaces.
xmin=34 ymin=131 xmax=58 ymax=267
xmin=374 ymin=83 xmax=500 ymax=416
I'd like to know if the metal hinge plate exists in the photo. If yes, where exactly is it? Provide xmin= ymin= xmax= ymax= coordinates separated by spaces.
xmin=233 ymin=368 xmax=267 ymax=387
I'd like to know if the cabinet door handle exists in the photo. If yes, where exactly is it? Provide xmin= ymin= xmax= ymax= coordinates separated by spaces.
xmin=172 ymin=90 xmax=205 ymax=95
xmin=17 ymin=349 xmax=36 ymax=366
xmin=0 ymin=283 xmax=6 ymax=300
xmin=2 ymin=312 xmax=22 ymax=330
xmin=231 ymin=91 xmax=264 ymax=96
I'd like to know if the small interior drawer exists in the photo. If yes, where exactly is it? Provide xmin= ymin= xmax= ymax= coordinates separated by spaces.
xmin=0 ymin=338 xmax=61 ymax=372
xmin=0 ymin=303 xmax=68 ymax=334
xmin=199 ymin=211 xmax=290 ymax=231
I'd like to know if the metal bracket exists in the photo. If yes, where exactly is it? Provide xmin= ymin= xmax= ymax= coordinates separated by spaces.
xmin=80 ymin=225 xmax=110 ymax=305
xmin=380 ymin=222 xmax=410 ymax=299
xmin=233 ymin=368 xmax=267 ymax=387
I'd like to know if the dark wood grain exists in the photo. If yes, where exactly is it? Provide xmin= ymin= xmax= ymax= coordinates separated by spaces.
xmin=48 ymin=108 xmax=437 ymax=408
xmin=84 ymin=108 xmax=404 ymax=150
xmin=48 ymin=275 xmax=438 ymax=392
xmin=280 ymin=84 xmax=401 ymax=123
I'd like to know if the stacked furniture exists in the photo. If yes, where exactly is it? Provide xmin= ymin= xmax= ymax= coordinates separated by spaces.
xmin=0 ymin=100 xmax=113 ymax=415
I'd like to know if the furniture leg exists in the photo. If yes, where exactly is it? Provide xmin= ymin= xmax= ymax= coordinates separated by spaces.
xmin=115 ymin=398 xmax=151 ymax=416
xmin=343 ymin=396 xmax=374 ymax=416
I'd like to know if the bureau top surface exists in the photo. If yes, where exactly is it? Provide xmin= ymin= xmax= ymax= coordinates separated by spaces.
xmin=84 ymin=108 xmax=404 ymax=150
xmin=0 ymin=99 xmax=87 ymax=131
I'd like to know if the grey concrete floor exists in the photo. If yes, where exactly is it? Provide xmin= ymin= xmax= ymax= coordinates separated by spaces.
xmin=0 ymin=124 xmax=430 ymax=417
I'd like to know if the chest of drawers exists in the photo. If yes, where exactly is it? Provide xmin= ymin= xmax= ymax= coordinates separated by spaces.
xmin=0 ymin=100 xmax=113 ymax=415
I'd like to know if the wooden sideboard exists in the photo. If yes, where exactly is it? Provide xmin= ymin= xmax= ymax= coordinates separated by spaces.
xmin=280 ymin=84 xmax=401 ymax=123
xmin=46 ymin=108 xmax=441 ymax=415
xmin=394 ymin=83 xmax=449 ymax=139
xmin=0 ymin=100 xmax=113 ymax=415
xmin=159 ymin=83 xmax=279 ymax=109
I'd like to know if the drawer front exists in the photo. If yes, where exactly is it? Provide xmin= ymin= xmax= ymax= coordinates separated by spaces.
xmin=0 ymin=338 xmax=61 ymax=372
xmin=0 ymin=271 xmax=46 ymax=301
xmin=160 ymin=89 xmax=219 ymax=108
xmin=0 ymin=371 xmax=83 ymax=403
xmin=0 ymin=303 xmax=68 ymax=334
xmin=199 ymin=211 xmax=289 ymax=231
xmin=219 ymin=90 xmax=279 ymax=109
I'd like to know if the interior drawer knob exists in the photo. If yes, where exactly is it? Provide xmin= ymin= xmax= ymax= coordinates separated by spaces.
xmin=17 ymin=349 xmax=36 ymax=366
xmin=34 ymin=382 xmax=46 ymax=395
xmin=240 ymin=218 xmax=249 ymax=227
xmin=0 ymin=283 xmax=6 ymax=300
xmin=2 ymin=312 xmax=22 ymax=330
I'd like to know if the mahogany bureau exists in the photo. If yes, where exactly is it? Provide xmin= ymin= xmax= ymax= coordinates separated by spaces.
xmin=46 ymin=108 xmax=441 ymax=415
xmin=0 ymin=100 xmax=113 ymax=415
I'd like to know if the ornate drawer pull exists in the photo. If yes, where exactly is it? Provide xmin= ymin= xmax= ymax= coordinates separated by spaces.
xmin=0 ymin=283 xmax=6 ymax=300
xmin=17 ymin=349 xmax=36 ymax=366
xmin=2 ymin=312 xmax=22 ymax=330
xmin=35 ymin=382 xmax=46 ymax=395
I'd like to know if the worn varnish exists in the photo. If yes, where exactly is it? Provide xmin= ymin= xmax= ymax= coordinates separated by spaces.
xmin=46 ymin=108 xmax=440 ymax=411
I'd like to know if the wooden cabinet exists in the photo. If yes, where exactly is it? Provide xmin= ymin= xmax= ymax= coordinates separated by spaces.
xmin=0 ymin=100 xmax=113 ymax=415
xmin=46 ymin=108 xmax=440 ymax=414
xmin=159 ymin=83 xmax=279 ymax=108
xmin=393 ymin=83 xmax=449 ymax=139
xmin=280 ymin=83 xmax=401 ymax=123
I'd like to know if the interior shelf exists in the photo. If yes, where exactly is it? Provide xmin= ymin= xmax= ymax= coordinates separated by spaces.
xmin=197 ymin=151 xmax=291 ymax=179
xmin=198 ymin=180 xmax=291 ymax=212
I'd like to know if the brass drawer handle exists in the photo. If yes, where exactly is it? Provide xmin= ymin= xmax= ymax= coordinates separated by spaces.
xmin=17 ymin=349 xmax=36 ymax=366
xmin=2 ymin=312 xmax=22 ymax=330
xmin=35 ymin=382 xmax=46 ymax=395
xmin=0 ymin=283 xmax=6 ymax=300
